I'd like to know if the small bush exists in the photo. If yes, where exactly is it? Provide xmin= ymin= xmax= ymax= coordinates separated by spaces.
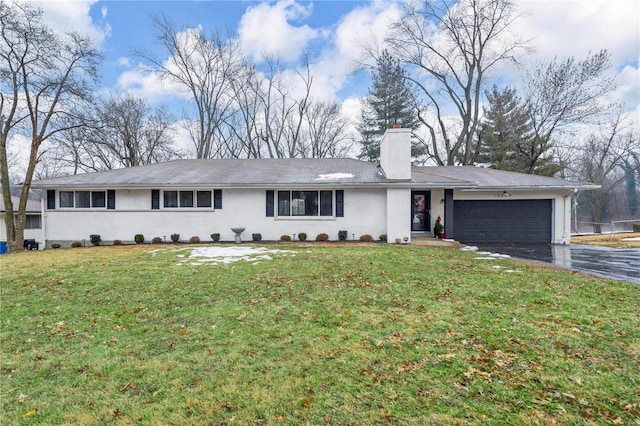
xmin=113 ymin=240 xmax=122 ymax=246
xmin=634 ymin=224 xmax=640 ymax=233
xmin=189 ymin=236 xmax=201 ymax=244
xmin=280 ymin=235 xmax=291 ymax=242
xmin=298 ymin=232 xmax=307 ymax=242
xmin=379 ymin=234 xmax=387 ymax=242
xmin=51 ymin=243 xmax=61 ymax=249
xmin=359 ymin=234 xmax=374 ymax=242
xmin=252 ymin=233 xmax=262 ymax=242
xmin=170 ymin=233 xmax=180 ymax=243
xmin=211 ymin=233 xmax=220 ymax=242
xmin=315 ymin=233 xmax=329 ymax=242
xmin=151 ymin=237 xmax=163 ymax=244
xmin=71 ymin=241 xmax=82 ymax=248
xmin=338 ymin=230 xmax=348 ymax=241
xmin=89 ymin=234 xmax=101 ymax=246
xmin=134 ymin=234 xmax=145 ymax=244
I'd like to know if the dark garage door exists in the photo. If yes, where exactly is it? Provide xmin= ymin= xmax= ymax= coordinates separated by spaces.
xmin=453 ymin=199 xmax=552 ymax=244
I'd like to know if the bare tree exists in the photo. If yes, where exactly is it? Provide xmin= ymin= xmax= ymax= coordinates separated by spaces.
xmin=138 ymin=15 xmax=242 ymax=159
xmin=571 ymin=112 xmax=639 ymax=233
xmin=0 ymin=1 xmax=100 ymax=252
xmin=387 ymin=0 xmax=527 ymax=165
xmin=88 ymin=94 xmax=177 ymax=169
xmin=300 ymin=102 xmax=351 ymax=158
xmin=522 ymin=50 xmax=616 ymax=175
xmin=255 ymin=56 xmax=313 ymax=158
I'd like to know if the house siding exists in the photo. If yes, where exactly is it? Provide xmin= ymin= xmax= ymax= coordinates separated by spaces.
xmin=42 ymin=188 xmax=388 ymax=245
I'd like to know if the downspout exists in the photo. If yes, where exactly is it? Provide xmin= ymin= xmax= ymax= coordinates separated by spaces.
xmin=41 ymin=194 xmax=46 ymax=250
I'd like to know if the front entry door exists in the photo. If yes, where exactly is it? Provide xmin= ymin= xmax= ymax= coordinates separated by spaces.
xmin=411 ymin=191 xmax=431 ymax=232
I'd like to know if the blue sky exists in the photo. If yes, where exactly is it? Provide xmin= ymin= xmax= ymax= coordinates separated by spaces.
xmin=29 ymin=0 xmax=639 ymax=117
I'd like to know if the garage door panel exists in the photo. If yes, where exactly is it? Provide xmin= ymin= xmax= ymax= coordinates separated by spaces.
xmin=453 ymin=199 xmax=551 ymax=244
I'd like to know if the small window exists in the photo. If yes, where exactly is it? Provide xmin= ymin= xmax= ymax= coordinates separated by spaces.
xmin=197 ymin=191 xmax=211 ymax=208
xmin=75 ymin=191 xmax=91 ymax=208
xmin=60 ymin=191 xmax=74 ymax=208
xmin=179 ymin=191 xmax=194 ymax=208
xmin=278 ymin=191 xmax=290 ymax=216
xmin=164 ymin=191 xmax=178 ymax=208
xmin=320 ymin=191 xmax=332 ymax=216
xmin=92 ymin=191 xmax=106 ymax=208
xmin=24 ymin=215 xmax=41 ymax=229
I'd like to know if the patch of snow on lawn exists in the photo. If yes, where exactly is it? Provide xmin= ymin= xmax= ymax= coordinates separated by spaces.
xmin=177 ymin=246 xmax=296 ymax=265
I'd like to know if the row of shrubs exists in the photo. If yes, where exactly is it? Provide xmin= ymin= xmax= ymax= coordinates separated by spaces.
xmin=55 ymin=231 xmax=388 ymax=248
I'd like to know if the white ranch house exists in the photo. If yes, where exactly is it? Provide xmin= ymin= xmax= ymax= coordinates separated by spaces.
xmin=31 ymin=128 xmax=595 ymax=247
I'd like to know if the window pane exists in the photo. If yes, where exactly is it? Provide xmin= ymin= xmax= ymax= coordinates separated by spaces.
xmin=179 ymin=191 xmax=193 ymax=207
xmin=278 ymin=191 xmax=290 ymax=216
xmin=60 ymin=191 xmax=74 ymax=208
xmin=75 ymin=191 xmax=91 ymax=208
xmin=292 ymin=191 xmax=318 ymax=216
xmin=320 ymin=191 xmax=332 ymax=216
xmin=92 ymin=191 xmax=106 ymax=208
xmin=24 ymin=215 xmax=41 ymax=229
xmin=197 ymin=191 xmax=211 ymax=208
xmin=164 ymin=191 xmax=178 ymax=208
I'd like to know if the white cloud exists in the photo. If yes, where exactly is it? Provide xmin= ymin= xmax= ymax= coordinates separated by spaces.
xmin=515 ymin=0 xmax=639 ymax=65
xmin=306 ymin=2 xmax=404 ymax=103
xmin=238 ymin=0 xmax=318 ymax=63
xmin=24 ymin=0 xmax=110 ymax=45
xmin=116 ymin=66 xmax=185 ymax=104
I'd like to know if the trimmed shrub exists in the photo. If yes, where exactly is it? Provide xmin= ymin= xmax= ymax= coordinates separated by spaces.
xmin=338 ymin=230 xmax=348 ymax=241
xmin=134 ymin=234 xmax=145 ymax=244
xmin=71 ymin=241 xmax=82 ymax=248
xmin=359 ymin=234 xmax=374 ymax=242
xmin=151 ymin=237 xmax=163 ymax=244
xmin=298 ymin=232 xmax=307 ymax=242
xmin=280 ymin=235 xmax=291 ymax=242
xmin=379 ymin=234 xmax=387 ymax=242
xmin=170 ymin=233 xmax=180 ymax=243
xmin=211 ymin=233 xmax=220 ymax=242
xmin=189 ymin=236 xmax=201 ymax=244
xmin=315 ymin=233 xmax=329 ymax=242
xmin=89 ymin=234 xmax=101 ymax=246
xmin=51 ymin=243 xmax=61 ymax=249
xmin=252 ymin=233 xmax=262 ymax=241
xmin=113 ymin=240 xmax=122 ymax=246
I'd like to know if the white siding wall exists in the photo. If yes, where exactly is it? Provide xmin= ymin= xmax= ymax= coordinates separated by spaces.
xmin=1 ymin=214 xmax=44 ymax=249
xmin=43 ymin=188 xmax=388 ymax=245
xmin=386 ymin=188 xmax=411 ymax=243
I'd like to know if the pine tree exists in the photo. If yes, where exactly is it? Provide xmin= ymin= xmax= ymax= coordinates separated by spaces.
xmin=357 ymin=50 xmax=422 ymax=162
xmin=478 ymin=85 xmax=562 ymax=176
xmin=477 ymin=85 xmax=530 ymax=170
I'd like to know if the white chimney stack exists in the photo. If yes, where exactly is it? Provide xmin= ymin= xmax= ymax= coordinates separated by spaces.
xmin=380 ymin=126 xmax=411 ymax=180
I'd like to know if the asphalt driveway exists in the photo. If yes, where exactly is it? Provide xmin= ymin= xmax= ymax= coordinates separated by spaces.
xmin=474 ymin=243 xmax=640 ymax=284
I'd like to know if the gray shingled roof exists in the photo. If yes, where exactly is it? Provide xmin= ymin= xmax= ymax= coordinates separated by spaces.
xmin=414 ymin=166 xmax=597 ymax=190
xmin=31 ymin=159 xmax=385 ymax=188
xmin=30 ymin=158 xmax=595 ymax=190
xmin=0 ymin=195 xmax=41 ymax=212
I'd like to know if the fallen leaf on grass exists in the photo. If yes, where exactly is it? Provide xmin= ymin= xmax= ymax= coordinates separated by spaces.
xmin=22 ymin=409 xmax=37 ymax=418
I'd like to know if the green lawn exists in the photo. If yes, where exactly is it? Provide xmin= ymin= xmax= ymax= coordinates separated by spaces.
xmin=1 ymin=244 xmax=638 ymax=425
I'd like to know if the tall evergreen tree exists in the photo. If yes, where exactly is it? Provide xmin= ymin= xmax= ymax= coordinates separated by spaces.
xmin=477 ymin=86 xmax=528 ymax=169
xmin=478 ymin=85 xmax=561 ymax=176
xmin=357 ymin=50 xmax=422 ymax=162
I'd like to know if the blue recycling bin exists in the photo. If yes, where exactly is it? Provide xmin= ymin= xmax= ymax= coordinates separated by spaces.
xmin=0 ymin=242 xmax=7 ymax=255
